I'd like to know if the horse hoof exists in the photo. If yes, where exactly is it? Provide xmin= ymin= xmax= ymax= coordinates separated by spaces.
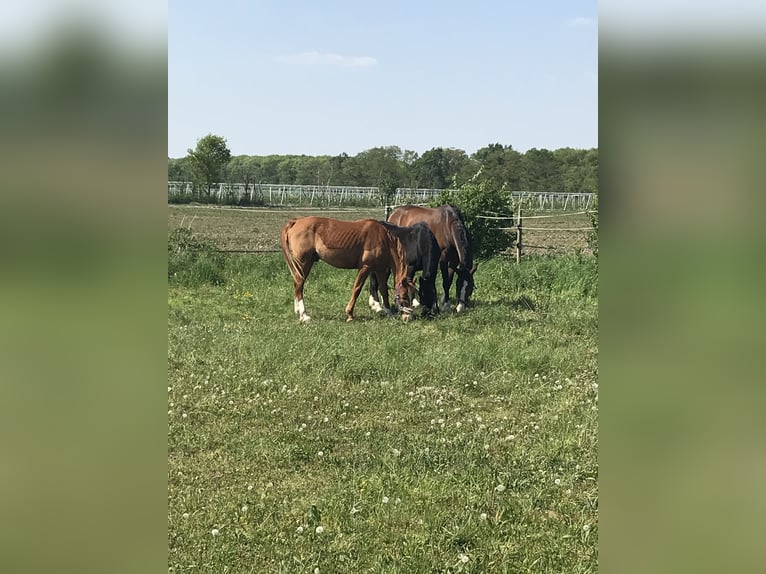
xmin=346 ymin=315 xmax=354 ymax=322
xmin=401 ymin=312 xmax=411 ymax=323
xmin=456 ymin=303 xmax=465 ymax=313
xmin=412 ymin=298 xmax=421 ymax=308
xmin=299 ymin=314 xmax=311 ymax=323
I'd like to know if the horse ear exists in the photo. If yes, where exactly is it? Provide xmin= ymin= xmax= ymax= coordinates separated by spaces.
xmin=470 ymin=263 xmax=478 ymax=274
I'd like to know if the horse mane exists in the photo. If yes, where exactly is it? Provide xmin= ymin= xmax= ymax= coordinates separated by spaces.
xmin=444 ymin=205 xmax=473 ymax=269
xmin=379 ymin=222 xmax=409 ymax=280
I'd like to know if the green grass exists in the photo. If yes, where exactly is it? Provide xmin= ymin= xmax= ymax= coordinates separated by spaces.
xmin=168 ymin=252 xmax=598 ymax=573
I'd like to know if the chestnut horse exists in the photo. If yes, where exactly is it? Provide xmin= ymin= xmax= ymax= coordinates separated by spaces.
xmin=280 ymin=217 xmax=414 ymax=322
xmin=387 ymin=205 xmax=477 ymax=312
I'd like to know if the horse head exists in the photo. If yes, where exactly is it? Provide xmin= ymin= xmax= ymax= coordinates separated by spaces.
xmin=394 ymin=277 xmax=416 ymax=321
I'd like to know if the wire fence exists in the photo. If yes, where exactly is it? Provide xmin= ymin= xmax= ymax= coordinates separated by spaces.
xmin=168 ymin=195 xmax=597 ymax=257
xmin=169 ymin=182 xmax=596 ymax=212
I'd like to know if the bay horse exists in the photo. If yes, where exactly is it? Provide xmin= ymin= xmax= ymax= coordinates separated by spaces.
xmin=387 ymin=205 xmax=477 ymax=312
xmin=368 ymin=221 xmax=441 ymax=317
xmin=280 ymin=217 xmax=415 ymax=322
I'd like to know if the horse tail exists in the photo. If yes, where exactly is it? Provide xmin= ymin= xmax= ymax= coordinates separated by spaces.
xmin=280 ymin=219 xmax=303 ymax=281
xmin=447 ymin=207 xmax=472 ymax=269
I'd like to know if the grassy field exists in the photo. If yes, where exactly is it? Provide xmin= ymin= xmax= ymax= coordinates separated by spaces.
xmin=167 ymin=211 xmax=598 ymax=573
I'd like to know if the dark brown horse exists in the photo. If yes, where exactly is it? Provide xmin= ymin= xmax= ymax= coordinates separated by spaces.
xmin=388 ymin=205 xmax=477 ymax=312
xmin=280 ymin=217 xmax=415 ymax=322
xmin=368 ymin=221 xmax=441 ymax=317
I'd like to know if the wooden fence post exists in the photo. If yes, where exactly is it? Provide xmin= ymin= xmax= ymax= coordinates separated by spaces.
xmin=515 ymin=208 xmax=523 ymax=264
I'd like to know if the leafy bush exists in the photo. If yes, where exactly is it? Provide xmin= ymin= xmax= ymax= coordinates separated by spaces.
xmin=431 ymin=175 xmax=516 ymax=258
xmin=168 ymin=227 xmax=226 ymax=286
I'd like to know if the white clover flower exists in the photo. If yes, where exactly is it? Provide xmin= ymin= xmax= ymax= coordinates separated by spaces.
xmin=296 ymin=525 xmax=304 ymax=534
xmin=382 ymin=496 xmax=389 ymax=504
xmin=392 ymin=448 xmax=401 ymax=457
xmin=182 ymin=512 xmax=189 ymax=519
xmin=479 ymin=512 xmax=487 ymax=521
xmin=314 ymin=568 xmax=320 ymax=574
xmin=241 ymin=505 xmax=248 ymax=512
xmin=182 ymin=413 xmax=188 ymax=419
xmin=583 ymin=524 xmax=590 ymax=531
xmin=365 ymin=431 xmax=371 ymax=437
xmin=323 ymin=416 xmax=329 ymax=423
xmin=317 ymin=451 xmax=324 ymax=457
xmin=315 ymin=526 xmax=324 ymax=534
xmin=495 ymin=484 xmax=506 ymax=493
xmin=565 ymin=489 xmax=572 ymax=495
xmin=211 ymin=528 xmax=220 ymax=536
xmin=554 ymin=478 xmax=561 ymax=486
xmin=459 ymin=553 xmax=469 ymax=563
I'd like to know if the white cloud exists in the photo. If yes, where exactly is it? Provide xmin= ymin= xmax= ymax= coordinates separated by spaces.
xmin=276 ymin=51 xmax=377 ymax=68
xmin=568 ymin=17 xmax=595 ymax=27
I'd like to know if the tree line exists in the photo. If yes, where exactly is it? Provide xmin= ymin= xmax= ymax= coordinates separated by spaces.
xmin=169 ymin=135 xmax=598 ymax=196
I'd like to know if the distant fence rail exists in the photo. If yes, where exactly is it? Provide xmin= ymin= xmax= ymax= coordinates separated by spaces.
xmin=168 ymin=182 xmax=595 ymax=210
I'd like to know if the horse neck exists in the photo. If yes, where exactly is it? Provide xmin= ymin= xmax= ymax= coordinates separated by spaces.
xmin=388 ymin=238 xmax=409 ymax=283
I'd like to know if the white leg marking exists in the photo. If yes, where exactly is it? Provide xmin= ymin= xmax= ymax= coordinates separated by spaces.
xmin=296 ymin=299 xmax=311 ymax=322
xmin=456 ymin=283 xmax=468 ymax=312
xmin=412 ymin=298 xmax=421 ymax=308
xmin=368 ymin=295 xmax=383 ymax=313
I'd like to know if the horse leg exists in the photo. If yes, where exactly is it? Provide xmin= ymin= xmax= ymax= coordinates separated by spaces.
xmin=376 ymin=271 xmax=394 ymax=316
xmin=345 ymin=266 xmax=370 ymax=322
xmin=292 ymin=257 xmax=314 ymax=323
xmin=408 ymin=266 xmax=420 ymax=308
xmin=419 ymin=276 xmax=437 ymax=316
xmin=368 ymin=272 xmax=384 ymax=313
xmin=456 ymin=276 xmax=468 ymax=313
xmin=440 ymin=261 xmax=453 ymax=312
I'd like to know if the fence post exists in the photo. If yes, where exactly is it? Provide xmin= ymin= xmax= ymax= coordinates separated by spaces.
xmin=515 ymin=208 xmax=523 ymax=264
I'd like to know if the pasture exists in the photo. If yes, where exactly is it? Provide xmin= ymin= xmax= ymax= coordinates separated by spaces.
xmin=167 ymin=205 xmax=598 ymax=573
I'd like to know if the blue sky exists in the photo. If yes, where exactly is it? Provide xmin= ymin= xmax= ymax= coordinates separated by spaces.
xmin=169 ymin=1 xmax=597 ymax=158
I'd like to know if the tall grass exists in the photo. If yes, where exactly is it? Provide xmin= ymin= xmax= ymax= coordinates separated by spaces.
xmin=168 ymin=252 xmax=598 ymax=573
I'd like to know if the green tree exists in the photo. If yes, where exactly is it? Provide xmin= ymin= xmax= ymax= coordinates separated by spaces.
xmin=168 ymin=157 xmax=192 ymax=181
xmin=522 ymin=148 xmax=562 ymax=191
xmin=186 ymin=134 xmax=232 ymax=197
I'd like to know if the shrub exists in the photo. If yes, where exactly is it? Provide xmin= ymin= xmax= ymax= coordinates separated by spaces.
xmin=431 ymin=175 xmax=516 ymax=258
xmin=587 ymin=197 xmax=598 ymax=257
xmin=168 ymin=227 xmax=226 ymax=286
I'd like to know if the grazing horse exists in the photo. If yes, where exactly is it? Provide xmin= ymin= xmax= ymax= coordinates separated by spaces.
xmin=368 ymin=221 xmax=441 ymax=317
xmin=280 ymin=217 xmax=414 ymax=323
xmin=387 ymin=205 xmax=477 ymax=312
